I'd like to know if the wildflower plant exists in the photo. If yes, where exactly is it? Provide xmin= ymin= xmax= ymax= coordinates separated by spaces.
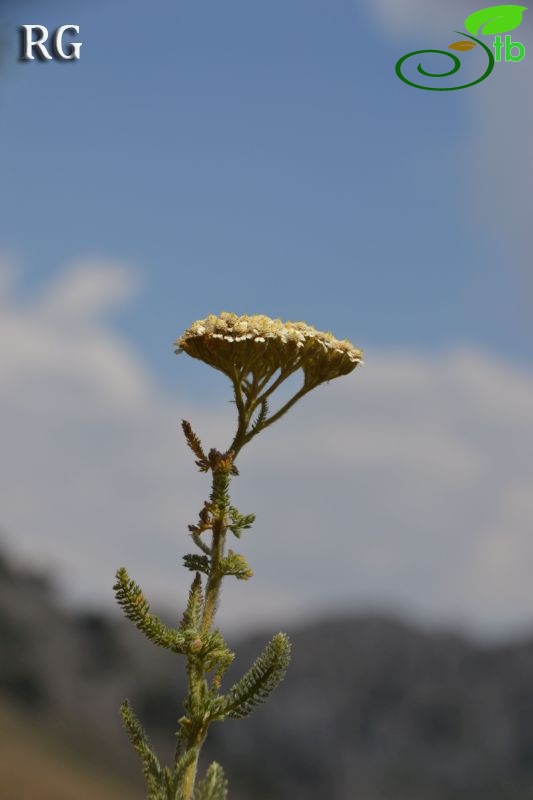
xmin=114 ymin=312 xmax=363 ymax=800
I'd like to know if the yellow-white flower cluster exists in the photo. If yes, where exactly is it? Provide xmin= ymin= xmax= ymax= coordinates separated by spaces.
xmin=175 ymin=312 xmax=363 ymax=388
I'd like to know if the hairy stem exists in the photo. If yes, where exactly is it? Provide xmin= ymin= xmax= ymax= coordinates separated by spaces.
xmin=201 ymin=516 xmax=226 ymax=636
xmin=180 ymin=733 xmax=205 ymax=800
xmin=178 ymin=467 xmax=230 ymax=799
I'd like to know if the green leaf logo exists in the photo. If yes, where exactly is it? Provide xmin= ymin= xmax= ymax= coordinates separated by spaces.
xmin=464 ymin=4 xmax=527 ymax=35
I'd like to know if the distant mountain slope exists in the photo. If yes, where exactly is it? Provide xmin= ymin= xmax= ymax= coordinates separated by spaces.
xmin=0 ymin=701 xmax=141 ymax=800
xmin=2 ymin=547 xmax=533 ymax=799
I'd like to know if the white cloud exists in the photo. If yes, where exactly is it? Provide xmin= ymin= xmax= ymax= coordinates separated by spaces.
xmin=368 ymin=0 xmax=465 ymax=38
xmin=38 ymin=259 xmax=139 ymax=322
xmin=0 ymin=261 xmax=148 ymax=410
xmin=1 ymin=263 xmax=533 ymax=640
xmin=368 ymin=0 xmax=482 ymax=38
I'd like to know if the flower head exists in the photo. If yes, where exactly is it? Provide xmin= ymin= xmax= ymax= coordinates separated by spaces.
xmin=175 ymin=312 xmax=363 ymax=455
xmin=175 ymin=312 xmax=363 ymax=388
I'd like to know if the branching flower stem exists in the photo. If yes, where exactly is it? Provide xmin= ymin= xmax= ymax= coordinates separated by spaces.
xmin=178 ymin=373 xmax=313 ymax=797
xmin=115 ymin=313 xmax=363 ymax=800
xmin=230 ymin=371 xmax=310 ymax=456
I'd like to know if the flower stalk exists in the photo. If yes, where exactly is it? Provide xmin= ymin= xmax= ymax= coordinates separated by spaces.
xmin=114 ymin=313 xmax=363 ymax=799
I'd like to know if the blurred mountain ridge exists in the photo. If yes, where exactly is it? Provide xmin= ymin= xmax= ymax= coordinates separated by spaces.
xmin=2 ymin=545 xmax=533 ymax=799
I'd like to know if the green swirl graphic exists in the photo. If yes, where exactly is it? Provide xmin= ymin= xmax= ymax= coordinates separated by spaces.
xmin=395 ymin=32 xmax=495 ymax=91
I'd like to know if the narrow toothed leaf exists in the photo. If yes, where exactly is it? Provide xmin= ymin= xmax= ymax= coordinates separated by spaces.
xmin=182 ymin=419 xmax=209 ymax=470
xmin=183 ymin=553 xmax=211 ymax=574
xmin=213 ymin=633 xmax=291 ymax=720
xmin=193 ymin=762 xmax=228 ymax=800
xmin=114 ymin=567 xmax=186 ymax=653
xmin=180 ymin=573 xmax=204 ymax=631
xmin=120 ymin=700 xmax=163 ymax=797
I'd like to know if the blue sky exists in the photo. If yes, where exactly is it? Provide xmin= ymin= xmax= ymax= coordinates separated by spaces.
xmin=1 ymin=0 xmax=529 ymax=379
xmin=1 ymin=1 xmax=532 ymax=639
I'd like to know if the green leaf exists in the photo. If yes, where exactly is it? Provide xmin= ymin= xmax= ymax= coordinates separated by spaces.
xmin=464 ymin=5 xmax=527 ymax=35
xmin=162 ymin=767 xmax=178 ymax=799
xmin=114 ymin=567 xmax=186 ymax=653
xmin=201 ymin=629 xmax=235 ymax=673
xmin=250 ymin=397 xmax=269 ymax=435
xmin=179 ymin=572 xmax=204 ymax=631
xmin=228 ymin=507 xmax=255 ymax=538
xmin=193 ymin=762 xmax=228 ymax=800
xmin=220 ymin=550 xmax=254 ymax=580
xmin=183 ymin=553 xmax=211 ymax=574
xmin=120 ymin=700 xmax=164 ymax=798
xmin=212 ymin=632 xmax=291 ymax=720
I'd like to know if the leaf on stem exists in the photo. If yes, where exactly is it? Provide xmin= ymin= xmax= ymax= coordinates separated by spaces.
xmin=202 ymin=629 xmax=235 ymax=674
xmin=220 ymin=550 xmax=253 ymax=580
xmin=183 ymin=554 xmax=211 ymax=574
xmin=193 ymin=762 xmax=228 ymax=800
xmin=250 ymin=397 xmax=269 ymax=435
xmin=228 ymin=507 xmax=255 ymax=538
xmin=212 ymin=632 xmax=291 ymax=720
xmin=180 ymin=572 xmax=204 ymax=631
xmin=120 ymin=700 xmax=164 ymax=798
xmin=182 ymin=419 xmax=210 ymax=471
xmin=114 ymin=567 xmax=186 ymax=653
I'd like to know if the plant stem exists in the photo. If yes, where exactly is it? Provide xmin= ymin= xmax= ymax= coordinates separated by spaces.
xmin=180 ymin=732 xmax=206 ymax=800
xmin=178 ymin=468 xmax=230 ymax=799
xmin=201 ymin=516 xmax=225 ymax=636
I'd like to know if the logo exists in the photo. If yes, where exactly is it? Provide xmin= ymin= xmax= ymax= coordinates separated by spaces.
xmin=20 ymin=25 xmax=82 ymax=62
xmin=395 ymin=4 xmax=527 ymax=90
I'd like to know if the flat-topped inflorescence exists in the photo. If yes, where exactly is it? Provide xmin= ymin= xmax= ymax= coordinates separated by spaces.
xmin=175 ymin=312 xmax=363 ymax=390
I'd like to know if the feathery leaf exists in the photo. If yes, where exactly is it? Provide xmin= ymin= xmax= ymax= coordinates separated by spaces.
xmin=183 ymin=554 xmax=211 ymax=575
xmin=120 ymin=700 xmax=164 ymax=798
xmin=193 ymin=762 xmax=228 ymax=800
xmin=250 ymin=397 xmax=269 ymax=434
xmin=182 ymin=420 xmax=209 ymax=471
xmin=180 ymin=573 xmax=204 ymax=631
xmin=202 ymin=629 xmax=235 ymax=673
xmin=228 ymin=507 xmax=255 ymax=538
xmin=212 ymin=632 xmax=291 ymax=720
xmin=114 ymin=567 xmax=186 ymax=653
xmin=220 ymin=550 xmax=253 ymax=580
